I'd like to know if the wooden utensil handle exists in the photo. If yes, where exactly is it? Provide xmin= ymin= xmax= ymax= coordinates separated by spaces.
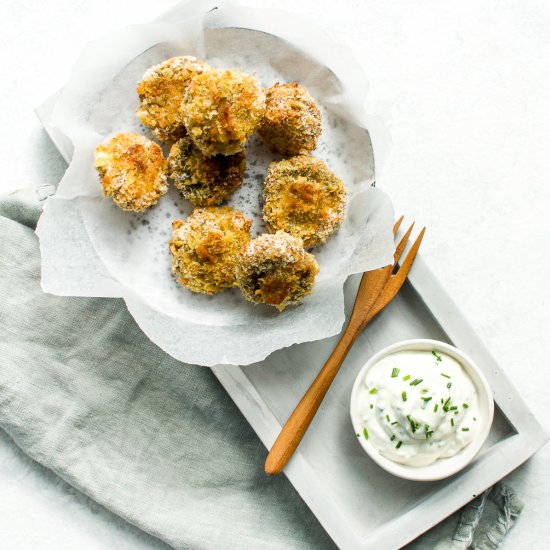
xmin=264 ymin=325 xmax=359 ymax=476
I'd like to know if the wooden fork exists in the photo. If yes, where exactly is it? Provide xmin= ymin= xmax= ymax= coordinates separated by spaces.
xmin=264 ymin=217 xmax=426 ymax=475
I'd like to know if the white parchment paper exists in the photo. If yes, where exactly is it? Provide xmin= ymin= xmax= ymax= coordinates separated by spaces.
xmin=36 ymin=3 xmax=395 ymax=366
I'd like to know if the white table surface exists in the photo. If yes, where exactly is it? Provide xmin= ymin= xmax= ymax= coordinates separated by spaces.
xmin=1 ymin=0 xmax=549 ymax=548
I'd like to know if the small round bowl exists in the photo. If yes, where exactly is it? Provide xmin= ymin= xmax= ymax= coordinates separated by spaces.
xmin=350 ymin=339 xmax=494 ymax=481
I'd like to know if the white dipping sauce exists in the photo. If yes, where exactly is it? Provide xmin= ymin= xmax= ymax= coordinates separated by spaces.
xmin=355 ymin=349 xmax=479 ymax=466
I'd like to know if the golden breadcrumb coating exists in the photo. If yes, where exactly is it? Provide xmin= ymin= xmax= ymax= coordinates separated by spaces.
xmin=94 ymin=132 xmax=168 ymax=212
xmin=263 ymin=155 xmax=346 ymax=248
xmin=170 ymin=207 xmax=252 ymax=295
xmin=181 ymin=68 xmax=266 ymax=156
xmin=167 ymin=136 xmax=246 ymax=206
xmin=236 ymin=231 xmax=319 ymax=311
xmin=136 ymin=56 xmax=210 ymax=143
xmin=258 ymin=82 xmax=322 ymax=156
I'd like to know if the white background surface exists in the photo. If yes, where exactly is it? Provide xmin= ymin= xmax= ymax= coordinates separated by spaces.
xmin=1 ymin=0 xmax=549 ymax=548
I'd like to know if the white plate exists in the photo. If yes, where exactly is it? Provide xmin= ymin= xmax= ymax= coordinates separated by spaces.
xmin=35 ymin=3 xmax=396 ymax=367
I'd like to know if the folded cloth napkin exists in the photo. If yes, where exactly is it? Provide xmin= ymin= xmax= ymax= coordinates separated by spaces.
xmin=0 ymin=186 xmax=523 ymax=549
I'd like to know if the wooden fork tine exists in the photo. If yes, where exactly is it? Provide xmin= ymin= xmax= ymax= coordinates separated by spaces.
xmin=388 ymin=227 xmax=425 ymax=292
xmin=394 ymin=222 xmax=415 ymax=264
xmin=393 ymin=215 xmax=404 ymax=236
xmin=362 ymin=227 xmax=426 ymax=324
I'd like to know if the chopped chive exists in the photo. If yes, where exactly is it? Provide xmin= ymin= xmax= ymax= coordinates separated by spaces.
xmin=451 ymin=418 xmax=454 ymax=427
xmin=432 ymin=350 xmax=442 ymax=362
xmin=441 ymin=398 xmax=444 ymax=404
xmin=434 ymin=403 xmax=439 ymax=412
xmin=396 ymin=441 xmax=403 ymax=449
xmin=440 ymin=373 xmax=451 ymax=379
xmin=386 ymin=414 xmax=391 ymax=423
xmin=463 ymin=403 xmax=469 ymax=409
xmin=424 ymin=423 xmax=430 ymax=432
xmin=473 ymin=417 xmax=477 ymax=421
xmin=421 ymin=397 xmax=433 ymax=402
xmin=447 ymin=382 xmax=452 ymax=389
xmin=369 ymin=387 xmax=377 ymax=394
xmin=402 ymin=375 xmax=411 ymax=381
xmin=391 ymin=368 xmax=400 ymax=378
xmin=425 ymin=431 xmax=434 ymax=439
xmin=356 ymin=433 xmax=360 ymax=437
xmin=370 ymin=404 xmax=374 ymax=409
xmin=390 ymin=435 xmax=396 ymax=441
xmin=443 ymin=397 xmax=452 ymax=412
xmin=462 ymin=427 xmax=470 ymax=432
xmin=391 ymin=421 xmax=398 ymax=426
xmin=450 ymin=406 xmax=458 ymax=411
xmin=402 ymin=391 xmax=407 ymax=402
xmin=421 ymin=388 xmax=429 ymax=394
xmin=363 ymin=427 xmax=369 ymax=439
xmin=407 ymin=415 xmax=418 ymax=433
xmin=410 ymin=378 xmax=423 ymax=386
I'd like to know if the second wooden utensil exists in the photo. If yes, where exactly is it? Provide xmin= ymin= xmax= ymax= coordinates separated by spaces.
xmin=265 ymin=217 xmax=425 ymax=475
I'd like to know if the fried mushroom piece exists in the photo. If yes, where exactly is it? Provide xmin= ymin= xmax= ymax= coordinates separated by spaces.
xmin=136 ymin=56 xmax=210 ymax=143
xmin=94 ymin=132 xmax=167 ymax=212
xmin=236 ymin=231 xmax=319 ymax=312
xmin=181 ymin=68 xmax=266 ymax=156
xmin=170 ymin=207 xmax=252 ymax=295
xmin=258 ymin=82 xmax=322 ymax=156
xmin=263 ymin=155 xmax=346 ymax=248
xmin=167 ymin=136 xmax=246 ymax=206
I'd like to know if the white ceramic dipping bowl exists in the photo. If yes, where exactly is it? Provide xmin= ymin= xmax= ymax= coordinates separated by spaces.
xmin=350 ymin=339 xmax=494 ymax=481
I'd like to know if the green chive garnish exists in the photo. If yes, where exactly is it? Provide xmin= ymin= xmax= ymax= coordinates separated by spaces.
xmin=434 ymin=403 xmax=439 ymax=412
xmin=370 ymin=404 xmax=374 ymax=409
xmin=462 ymin=427 xmax=469 ymax=432
xmin=356 ymin=433 xmax=360 ymax=437
xmin=396 ymin=441 xmax=403 ymax=449
xmin=407 ymin=415 xmax=418 ymax=433
xmin=402 ymin=391 xmax=407 ymax=401
xmin=386 ymin=414 xmax=391 ymax=423
xmin=390 ymin=435 xmax=396 ymax=441
xmin=402 ymin=375 xmax=411 ymax=381
xmin=450 ymin=406 xmax=458 ymax=411
xmin=473 ymin=417 xmax=477 ymax=421
xmin=463 ymin=403 xmax=469 ymax=409
xmin=451 ymin=418 xmax=454 ymax=427
xmin=440 ymin=373 xmax=451 ymax=379
xmin=410 ymin=379 xmax=423 ymax=386
xmin=363 ymin=427 xmax=369 ymax=439
xmin=391 ymin=421 xmax=398 ymax=426
xmin=421 ymin=397 xmax=432 ymax=402
xmin=447 ymin=382 xmax=452 ymax=389
xmin=391 ymin=368 xmax=400 ymax=378
xmin=421 ymin=389 xmax=429 ymax=394
xmin=369 ymin=387 xmax=377 ymax=394
xmin=432 ymin=350 xmax=442 ymax=361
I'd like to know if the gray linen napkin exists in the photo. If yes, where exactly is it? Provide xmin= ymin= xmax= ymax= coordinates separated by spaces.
xmin=0 ymin=186 xmax=522 ymax=549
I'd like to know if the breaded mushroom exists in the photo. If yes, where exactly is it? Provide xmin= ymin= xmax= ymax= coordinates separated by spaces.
xmin=258 ymin=82 xmax=322 ymax=156
xmin=136 ymin=56 xmax=210 ymax=143
xmin=94 ymin=132 xmax=167 ymax=212
xmin=167 ymin=136 xmax=246 ymax=206
xmin=181 ymin=68 xmax=266 ymax=156
xmin=170 ymin=207 xmax=252 ymax=294
xmin=263 ymin=155 xmax=346 ymax=248
xmin=237 ymin=231 xmax=319 ymax=311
